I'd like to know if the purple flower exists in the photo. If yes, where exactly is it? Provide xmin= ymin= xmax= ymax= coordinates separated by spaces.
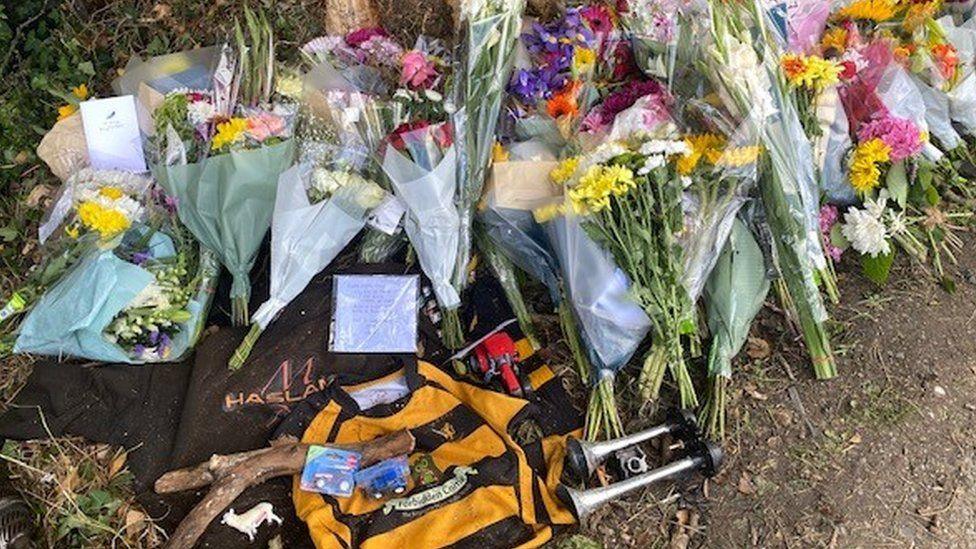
xmin=509 ymin=69 xmax=545 ymax=103
xmin=159 ymin=333 xmax=172 ymax=357
xmin=149 ymin=330 xmax=160 ymax=345
xmin=133 ymin=344 xmax=146 ymax=357
xmin=132 ymin=251 xmax=152 ymax=266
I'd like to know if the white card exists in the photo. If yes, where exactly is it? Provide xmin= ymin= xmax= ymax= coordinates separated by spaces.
xmin=365 ymin=193 xmax=406 ymax=236
xmin=331 ymin=275 xmax=418 ymax=353
xmin=79 ymin=96 xmax=148 ymax=173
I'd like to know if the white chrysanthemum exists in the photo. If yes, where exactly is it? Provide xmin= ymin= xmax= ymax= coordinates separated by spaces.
xmin=128 ymin=282 xmax=171 ymax=310
xmin=312 ymin=169 xmax=369 ymax=198
xmin=582 ymin=142 xmax=629 ymax=171
xmin=841 ymin=206 xmax=890 ymax=258
xmin=187 ymin=100 xmax=216 ymax=125
xmin=640 ymin=139 xmax=689 ymax=157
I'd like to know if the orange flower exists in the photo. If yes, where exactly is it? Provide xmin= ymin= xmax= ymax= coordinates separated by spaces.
xmin=781 ymin=55 xmax=809 ymax=81
xmin=546 ymin=82 xmax=581 ymax=120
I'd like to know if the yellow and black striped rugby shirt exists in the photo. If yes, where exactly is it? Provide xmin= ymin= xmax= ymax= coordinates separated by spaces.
xmin=293 ymin=359 xmax=580 ymax=548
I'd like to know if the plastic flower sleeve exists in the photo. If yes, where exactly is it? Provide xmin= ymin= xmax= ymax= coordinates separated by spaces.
xmin=38 ymin=168 xmax=152 ymax=245
xmin=703 ymin=218 xmax=769 ymax=379
xmin=814 ymin=88 xmax=856 ymax=205
xmin=381 ymin=142 xmax=460 ymax=310
xmin=154 ymin=139 xmax=296 ymax=323
xmin=913 ymin=76 xmax=962 ymax=152
xmin=453 ymin=0 xmax=526 ymax=291
xmin=680 ymin=190 xmax=748 ymax=303
xmin=251 ymin=163 xmax=377 ymax=330
xmin=543 ymin=213 xmax=651 ymax=376
xmin=480 ymin=160 xmax=563 ymax=302
xmin=13 ymin=230 xmax=215 ymax=364
xmin=700 ymin=216 xmax=769 ymax=437
xmin=874 ymin=64 xmax=942 ymax=161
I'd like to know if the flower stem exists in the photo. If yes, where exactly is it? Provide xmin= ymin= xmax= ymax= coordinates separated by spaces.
xmin=441 ymin=307 xmax=465 ymax=350
xmin=228 ymin=323 xmax=263 ymax=370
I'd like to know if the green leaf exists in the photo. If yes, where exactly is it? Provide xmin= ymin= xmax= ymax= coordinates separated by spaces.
xmin=941 ymin=276 xmax=956 ymax=293
xmin=829 ymin=223 xmax=848 ymax=251
xmin=861 ymin=250 xmax=895 ymax=286
xmin=925 ymin=184 xmax=940 ymax=206
xmin=886 ymin=161 xmax=907 ymax=209
xmin=0 ymin=226 xmax=16 ymax=242
xmin=76 ymin=60 xmax=94 ymax=76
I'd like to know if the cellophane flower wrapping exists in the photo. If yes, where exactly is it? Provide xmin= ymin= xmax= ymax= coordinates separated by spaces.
xmin=703 ymin=0 xmax=835 ymax=378
xmin=144 ymin=44 xmax=298 ymax=324
xmin=940 ymin=16 xmax=976 ymax=135
xmin=542 ymin=212 xmax=651 ymax=377
xmin=14 ymin=215 xmax=218 ymax=364
xmin=381 ymin=122 xmax=461 ymax=311
xmin=452 ymin=0 xmax=526 ymax=290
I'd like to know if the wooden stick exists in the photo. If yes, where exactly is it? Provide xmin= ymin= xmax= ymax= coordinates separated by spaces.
xmin=160 ymin=431 xmax=415 ymax=549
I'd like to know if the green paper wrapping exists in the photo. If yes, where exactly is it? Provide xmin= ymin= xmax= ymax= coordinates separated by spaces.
xmin=154 ymin=139 xmax=295 ymax=321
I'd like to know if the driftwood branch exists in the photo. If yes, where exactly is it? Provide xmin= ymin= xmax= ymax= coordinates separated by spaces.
xmin=159 ymin=431 xmax=415 ymax=549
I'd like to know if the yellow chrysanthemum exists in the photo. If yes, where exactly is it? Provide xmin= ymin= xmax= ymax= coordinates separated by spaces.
xmin=903 ymin=1 xmax=940 ymax=32
xmin=834 ymin=0 xmax=900 ymax=22
xmin=65 ymin=224 xmax=80 ymax=240
xmin=573 ymin=48 xmax=596 ymax=73
xmin=77 ymin=201 xmax=132 ymax=239
xmin=849 ymin=138 xmax=891 ymax=193
xmin=98 ymin=186 xmax=125 ymax=200
xmin=533 ymin=203 xmax=566 ymax=223
xmin=211 ymin=117 xmax=248 ymax=151
xmin=550 ymin=156 xmax=581 ymax=185
xmin=677 ymin=134 xmax=726 ymax=174
xmin=568 ymin=164 xmax=636 ymax=212
xmin=492 ymin=142 xmax=510 ymax=163
xmin=782 ymin=54 xmax=841 ymax=90
xmin=821 ymin=28 xmax=848 ymax=52
xmin=715 ymin=146 xmax=763 ymax=168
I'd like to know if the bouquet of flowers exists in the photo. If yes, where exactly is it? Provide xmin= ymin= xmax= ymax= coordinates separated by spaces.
xmin=549 ymin=138 xmax=699 ymax=416
xmin=382 ymin=120 xmax=464 ymax=346
xmin=534 ymin=200 xmax=652 ymax=439
xmin=148 ymin=8 xmax=298 ymax=325
xmin=300 ymin=29 xmax=453 ymax=264
xmin=703 ymin=0 xmax=837 ymax=379
xmin=701 ymin=217 xmax=769 ymax=438
xmin=0 ymin=169 xmax=153 ymax=351
xmin=8 ymin=192 xmax=217 ymax=363
xmin=228 ymin=142 xmax=387 ymax=369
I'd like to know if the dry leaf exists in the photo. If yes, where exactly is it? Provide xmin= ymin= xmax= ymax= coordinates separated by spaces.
xmin=848 ymin=433 xmax=862 ymax=445
xmin=109 ymin=451 xmax=127 ymax=479
xmin=737 ymin=473 xmax=756 ymax=495
xmin=26 ymin=184 xmax=53 ymax=208
xmin=743 ymin=383 xmax=768 ymax=401
xmin=125 ymin=509 xmax=146 ymax=538
xmin=151 ymin=3 xmax=172 ymax=19
xmin=64 ymin=466 xmax=79 ymax=493
xmin=745 ymin=337 xmax=771 ymax=359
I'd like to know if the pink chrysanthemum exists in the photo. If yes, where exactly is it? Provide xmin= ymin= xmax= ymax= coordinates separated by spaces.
xmin=856 ymin=114 xmax=922 ymax=162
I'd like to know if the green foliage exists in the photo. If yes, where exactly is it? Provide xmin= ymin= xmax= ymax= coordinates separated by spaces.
xmin=861 ymin=249 xmax=895 ymax=286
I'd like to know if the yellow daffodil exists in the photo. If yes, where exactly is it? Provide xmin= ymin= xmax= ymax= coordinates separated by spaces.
xmin=677 ymin=134 xmax=726 ymax=175
xmin=57 ymin=84 xmax=90 ymax=121
xmin=211 ymin=117 xmax=248 ymax=151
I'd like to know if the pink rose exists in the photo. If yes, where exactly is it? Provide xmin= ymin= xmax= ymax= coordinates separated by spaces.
xmin=400 ymin=50 xmax=438 ymax=89
xmin=245 ymin=113 xmax=286 ymax=142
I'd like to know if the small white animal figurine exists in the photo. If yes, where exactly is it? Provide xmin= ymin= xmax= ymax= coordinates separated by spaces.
xmin=221 ymin=502 xmax=283 ymax=542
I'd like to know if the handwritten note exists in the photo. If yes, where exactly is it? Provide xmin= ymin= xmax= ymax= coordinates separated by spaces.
xmin=331 ymin=275 xmax=418 ymax=353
